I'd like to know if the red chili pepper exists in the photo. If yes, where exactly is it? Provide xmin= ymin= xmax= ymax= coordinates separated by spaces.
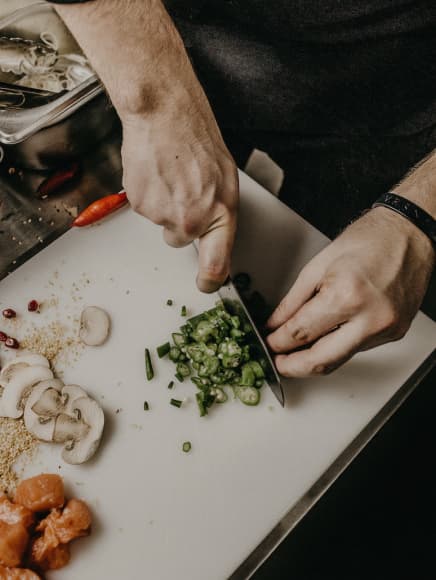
xmin=72 ymin=191 xmax=128 ymax=227
xmin=37 ymin=161 xmax=80 ymax=197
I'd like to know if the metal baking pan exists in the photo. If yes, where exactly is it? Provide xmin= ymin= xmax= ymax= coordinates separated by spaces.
xmin=0 ymin=1 xmax=103 ymax=144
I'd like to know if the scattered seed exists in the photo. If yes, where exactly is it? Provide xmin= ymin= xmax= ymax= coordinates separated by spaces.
xmin=166 ymin=299 xmax=173 ymax=306
xmin=182 ymin=441 xmax=192 ymax=453
xmin=143 ymin=401 xmax=149 ymax=411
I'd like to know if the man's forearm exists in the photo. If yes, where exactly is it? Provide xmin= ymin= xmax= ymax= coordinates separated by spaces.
xmin=393 ymin=150 xmax=436 ymax=218
xmin=54 ymin=0 xmax=192 ymax=116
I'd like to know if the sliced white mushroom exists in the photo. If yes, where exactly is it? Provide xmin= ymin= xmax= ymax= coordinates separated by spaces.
xmin=0 ymin=365 xmax=54 ymax=419
xmin=79 ymin=306 xmax=110 ymax=346
xmin=61 ymin=396 xmax=104 ymax=465
xmin=24 ymin=383 xmax=60 ymax=442
xmin=31 ymin=387 xmax=64 ymax=418
xmin=0 ymin=353 xmax=50 ymax=387
xmin=53 ymin=413 xmax=90 ymax=444
xmin=61 ymin=385 xmax=88 ymax=415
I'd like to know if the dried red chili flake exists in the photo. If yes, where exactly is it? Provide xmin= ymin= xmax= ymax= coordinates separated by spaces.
xmin=2 ymin=308 xmax=16 ymax=319
xmin=37 ymin=161 xmax=80 ymax=197
xmin=28 ymin=300 xmax=39 ymax=312
xmin=0 ymin=331 xmax=7 ymax=342
xmin=5 ymin=337 xmax=19 ymax=349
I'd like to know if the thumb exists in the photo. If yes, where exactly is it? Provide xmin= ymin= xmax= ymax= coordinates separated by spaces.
xmin=196 ymin=214 xmax=236 ymax=293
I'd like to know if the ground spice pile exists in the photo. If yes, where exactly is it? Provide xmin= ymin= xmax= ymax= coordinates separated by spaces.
xmin=0 ymin=417 xmax=36 ymax=493
xmin=20 ymin=320 xmax=83 ymax=368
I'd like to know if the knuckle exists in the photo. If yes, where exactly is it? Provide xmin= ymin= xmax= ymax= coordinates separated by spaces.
xmin=289 ymin=324 xmax=310 ymax=343
xmin=311 ymin=363 xmax=331 ymax=376
xmin=180 ymin=216 xmax=200 ymax=238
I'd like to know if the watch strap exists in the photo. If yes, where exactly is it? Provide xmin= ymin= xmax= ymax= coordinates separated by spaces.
xmin=372 ymin=192 xmax=436 ymax=246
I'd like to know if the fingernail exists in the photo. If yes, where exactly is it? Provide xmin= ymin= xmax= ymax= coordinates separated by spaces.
xmin=196 ymin=276 xmax=221 ymax=294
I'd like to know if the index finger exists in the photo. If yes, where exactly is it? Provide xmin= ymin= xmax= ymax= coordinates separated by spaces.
xmin=275 ymin=319 xmax=365 ymax=378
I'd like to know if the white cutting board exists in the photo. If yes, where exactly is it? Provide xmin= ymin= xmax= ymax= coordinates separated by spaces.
xmin=0 ymin=172 xmax=435 ymax=580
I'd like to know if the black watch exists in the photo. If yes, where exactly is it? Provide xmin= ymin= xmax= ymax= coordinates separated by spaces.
xmin=372 ymin=192 xmax=436 ymax=247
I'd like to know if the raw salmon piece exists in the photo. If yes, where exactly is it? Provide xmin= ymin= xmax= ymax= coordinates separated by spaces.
xmin=0 ymin=521 xmax=29 ymax=568
xmin=0 ymin=564 xmax=40 ymax=579
xmin=37 ymin=499 xmax=91 ymax=544
xmin=14 ymin=474 xmax=64 ymax=512
xmin=30 ymin=538 xmax=70 ymax=572
xmin=0 ymin=494 xmax=34 ymax=528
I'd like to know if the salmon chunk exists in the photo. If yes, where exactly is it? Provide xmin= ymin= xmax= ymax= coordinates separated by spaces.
xmin=0 ymin=564 xmax=40 ymax=579
xmin=30 ymin=539 xmax=70 ymax=572
xmin=0 ymin=521 xmax=29 ymax=568
xmin=0 ymin=494 xmax=34 ymax=528
xmin=37 ymin=499 xmax=92 ymax=544
xmin=14 ymin=474 xmax=64 ymax=512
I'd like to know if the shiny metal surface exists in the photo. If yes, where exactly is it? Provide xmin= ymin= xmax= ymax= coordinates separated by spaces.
xmin=218 ymin=279 xmax=285 ymax=407
xmin=0 ymin=92 xmax=122 ymax=279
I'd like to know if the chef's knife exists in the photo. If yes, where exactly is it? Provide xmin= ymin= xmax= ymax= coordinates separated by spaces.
xmin=218 ymin=279 xmax=285 ymax=407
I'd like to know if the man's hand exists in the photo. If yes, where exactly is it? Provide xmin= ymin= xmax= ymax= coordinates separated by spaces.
xmin=120 ymin=87 xmax=238 ymax=294
xmin=266 ymin=207 xmax=435 ymax=377
xmin=54 ymin=0 xmax=238 ymax=292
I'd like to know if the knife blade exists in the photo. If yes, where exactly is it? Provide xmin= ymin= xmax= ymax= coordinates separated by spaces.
xmin=218 ymin=279 xmax=285 ymax=407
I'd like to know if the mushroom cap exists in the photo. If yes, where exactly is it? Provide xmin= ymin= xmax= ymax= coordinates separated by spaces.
xmin=61 ymin=396 xmax=105 ymax=465
xmin=0 ymin=365 xmax=54 ymax=419
xmin=0 ymin=353 xmax=50 ymax=387
xmin=79 ymin=306 xmax=111 ymax=346
xmin=24 ymin=383 xmax=60 ymax=442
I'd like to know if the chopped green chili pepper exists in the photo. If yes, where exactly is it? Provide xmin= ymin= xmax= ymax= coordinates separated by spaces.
xmin=196 ymin=391 xmax=215 ymax=416
xmin=172 ymin=333 xmax=186 ymax=347
xmin=157 ymin=341 xmax=171 ymax=358
xmin=164 ymin=297 xmax=270 ymax=416
xmin=169 ymin=346 xmax=181 ymax=362
xmin=198 ymin=356 xmax=220 ymax=377
xmin=211 ymin=387 xmax=227 ymax=403
xmin=144 ymin=348 xmax=154 ymax=381
xmin=182 ymin=441 xmax=192 ymax=452
xmin=235 ymin=386 xmax=260 ymax=406
xmin=181 ymin=305 xmax=187 ymax=316
xmin=170 ymin=398 xmax=183 ymax=408
xmin=176 ymin=362 xmax=191 ymax=377
xmin=240 ymin=363 xmax=256 ymax=387
xmin=143 ymin=401 xmax=149 ymax=411
xmin=175 ymin=372 xmax=184 ymax=383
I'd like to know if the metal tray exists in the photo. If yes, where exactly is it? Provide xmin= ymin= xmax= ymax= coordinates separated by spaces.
xmin=0 ymin=1 xmax=103 ymax=144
